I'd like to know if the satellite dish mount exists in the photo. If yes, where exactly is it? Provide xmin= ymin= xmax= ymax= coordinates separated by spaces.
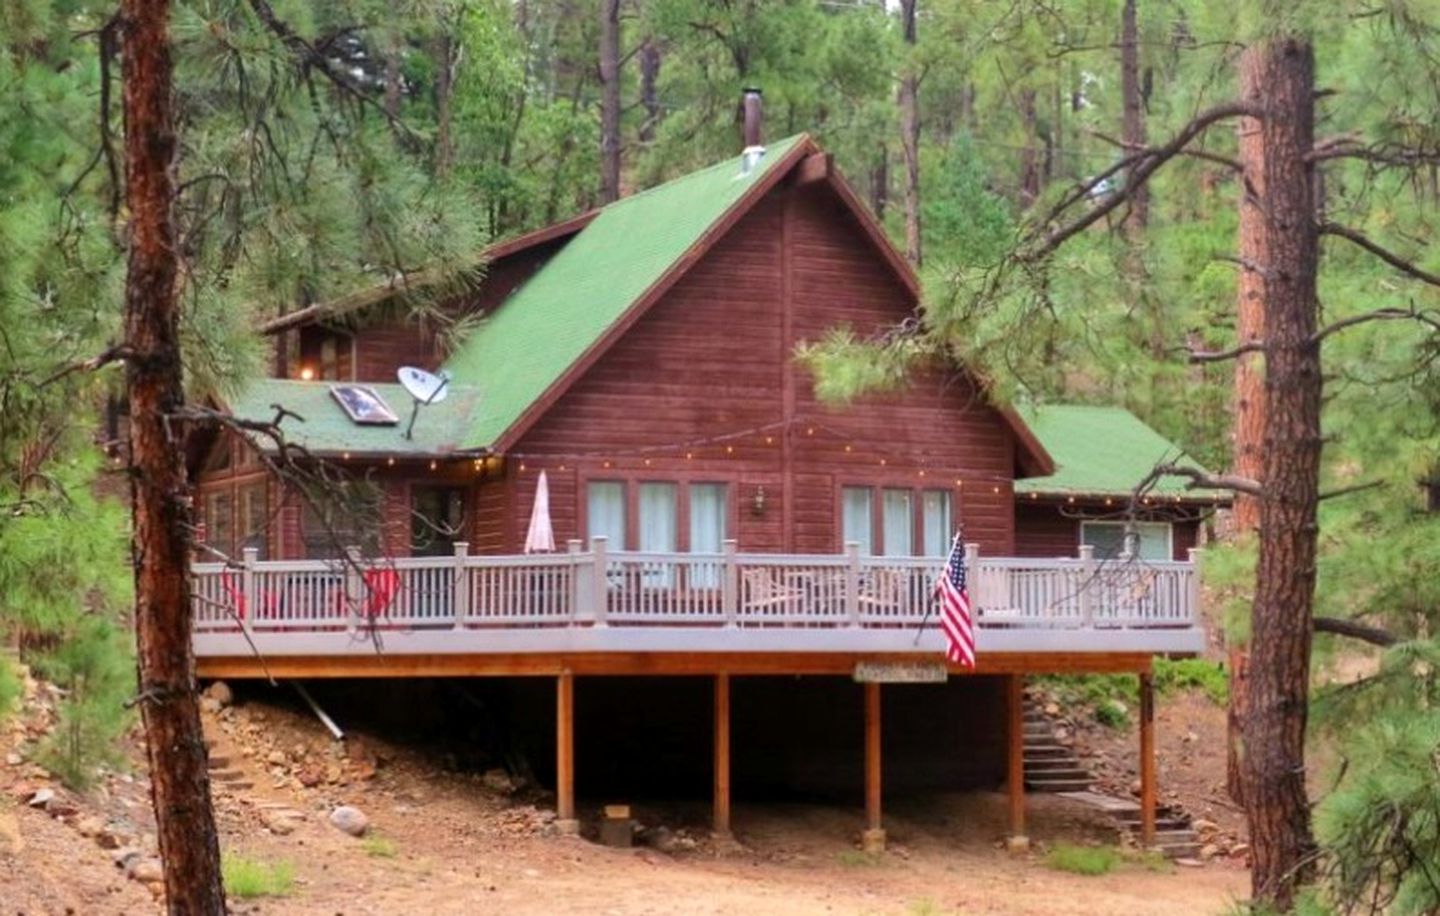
xmin=397 ymin=366 xmax=451 ymax=440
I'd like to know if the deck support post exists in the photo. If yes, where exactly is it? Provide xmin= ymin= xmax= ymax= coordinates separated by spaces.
xmin=1139 ymin=670 xmax=1156 ymax=846
xmin=862 ymin=681 xmax=885 ymax=852
xmin=713 ymin=673 xmax=732 ymax=836
xmin=451 ymin=541 xmax=470 ymax=628
xmin=1006 ymin=673 xmax=1029 ymax=852
xmin=556 ymin=671 xmax=578 ymax=835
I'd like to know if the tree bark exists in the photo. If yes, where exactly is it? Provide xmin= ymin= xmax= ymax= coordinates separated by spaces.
xmin=1120 ymin=0 xmax=1148 ymax=232
xmin=638 ymin=37 xmax=661 ymax=144
xmin=433 ymin=32 xmax=456 ymax=178
xmin=599 ymin=0 xmax=622 ymax=203
xmin=1019 ymin=87 xmax=1041 ymax=207
xmin=897 ymin=0 xmax=921 ymax=266
xmin=871 ymin=147 xmax=889 ymax=222
xmin=1242 ymin=35 xmax=1320 ymax=910
xmin=384 ymin=42 xmax=402 ymax=118
xmin=119 ymin=1 xmax=226 ymax=912
xmin=1226 ymin=41 xmax=1269 ymax=807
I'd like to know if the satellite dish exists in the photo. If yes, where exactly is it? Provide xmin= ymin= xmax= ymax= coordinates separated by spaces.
xmin=397 ymin=366 xmax=452 ymax=439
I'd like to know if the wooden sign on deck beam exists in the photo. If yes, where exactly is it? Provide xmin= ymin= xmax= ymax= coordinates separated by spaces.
xmin=852 ymin=661 xmax=948 ymax=683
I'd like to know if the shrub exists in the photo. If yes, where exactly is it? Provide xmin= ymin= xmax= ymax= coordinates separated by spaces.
xmin=0 ymin=656 xmax=19 ymax=724
xmin=362 ymin=834 xmax=398 ymax=858
xmin=1153 ymin=658 xmax=1228 ymax=705
xmin=33 ymin=616 xmax=133 ymax=788
xmin=1044 ymin=843 xmax=1120 ymax=876
xmin=223 ymin=855 xmax=296 ymax=899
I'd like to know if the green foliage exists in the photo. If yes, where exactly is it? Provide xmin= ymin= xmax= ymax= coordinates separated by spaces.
xmin=1044 ymin=843 xmax=1120 ymax=876
xmin=33 ymin=615 xmax=134 ymax=788
xmin=362 ymin=833 xmax=398 ymax=858
xmin=0 ymin=656 xmax=20 ymax=724
xmin=222 ymin=854 xmax=296 ymax=899
xmin=1037 ymin=658 xmax=1228 ymax=729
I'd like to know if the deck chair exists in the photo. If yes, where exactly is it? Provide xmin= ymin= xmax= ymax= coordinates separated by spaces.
xmin=740 ymin=567 xmax=807 ymax=618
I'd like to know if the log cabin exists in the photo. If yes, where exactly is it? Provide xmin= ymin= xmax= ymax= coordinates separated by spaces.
xmin=188 ymin=99 xmax=1221 ymax=850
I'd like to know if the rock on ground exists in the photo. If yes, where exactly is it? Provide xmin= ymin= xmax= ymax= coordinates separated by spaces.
xmin=329 ymin=805 xmax=369 ymax=837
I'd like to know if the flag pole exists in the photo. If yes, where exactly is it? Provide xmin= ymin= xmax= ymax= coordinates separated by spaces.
xmin=912 ymin=529 xmax=963 ymax=646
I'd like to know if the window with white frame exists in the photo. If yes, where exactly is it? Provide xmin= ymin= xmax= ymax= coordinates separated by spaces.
xmin=689 ymin=483 xmax=728 ymax=587
xmin=1080 ymin=521 xmax=1173 ymax=561
xmin=922 ymin=490 xmax=952 ymax=557
xmin=881 ymin=489 xmax=914 ymax=557
xmin=586 ymin=481 xmax=626 ymax=548
xmin=841 ymin=486 xmax=873 ymax=554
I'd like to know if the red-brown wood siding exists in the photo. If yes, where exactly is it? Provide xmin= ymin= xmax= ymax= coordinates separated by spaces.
xmin=1014 ymin=501 xmax=1201 ymax=561
xmin=503 ymin=183 xmax=1020 ymax=555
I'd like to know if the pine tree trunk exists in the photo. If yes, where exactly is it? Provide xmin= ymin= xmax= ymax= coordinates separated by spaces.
xmin=599 ymin=0 xmax=622 ymax=203
xmin=433 ymin=32 xmax=455 ymax=178
xmin=1120 ymin=0 xmax=1147 ymax=232
xmin=638 ymin=38 xmax=661 ymax=144
xmin=1227 ymin=43 xmax=1268 ymax=808
xmin=119 ymin=1 xmax=226 ymax=912
xmin=384 ymin=44 xmax=401 ymax=118
xmin=1019 ymin=88 xmax=1040 ymax=206
xmin=871 ymin=147 xmax=888 ymax=222
xmin=897 ymin=0 xmax=921 ymax=266
xmin=1242 ymin=35 xmax=1320 ymax=910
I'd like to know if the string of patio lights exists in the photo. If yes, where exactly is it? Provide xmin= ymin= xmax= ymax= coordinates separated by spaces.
xmin=327 ymin=414 xmax=1224 ymax=512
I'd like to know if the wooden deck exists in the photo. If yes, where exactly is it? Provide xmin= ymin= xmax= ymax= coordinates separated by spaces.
xmin=191 ymin=539 xmax=1205 ymax=676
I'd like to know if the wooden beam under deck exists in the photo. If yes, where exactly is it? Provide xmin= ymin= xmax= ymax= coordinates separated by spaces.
xmin=197 ymin=651 xmax=1155 ymax=680
xmin=713 ymin=673 xmax=731 ymax=836
xmin=1139 ymin=671 xmax=1157 ymax=846
xmin=862 ymin=681 xmax=884 ymax=852
xmin=1006 ymin=674 xmax=1027 ymax=845
xmin=556 ymin=672 xmax=577 ymax=833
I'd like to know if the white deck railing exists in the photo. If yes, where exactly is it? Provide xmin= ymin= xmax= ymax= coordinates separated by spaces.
xmin=191 ymin=539 xmax=1205 ymax=658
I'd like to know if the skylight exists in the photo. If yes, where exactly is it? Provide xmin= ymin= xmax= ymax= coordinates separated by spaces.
xmin=330 ymin=385 xmax=399 ymax=425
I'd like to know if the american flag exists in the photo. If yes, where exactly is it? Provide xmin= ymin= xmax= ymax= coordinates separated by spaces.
xmin=936 ymin=536 xmax=975 ymax=669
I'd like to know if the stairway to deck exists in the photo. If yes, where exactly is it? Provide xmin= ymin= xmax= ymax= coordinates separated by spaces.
xmin=1023 ymin=697 xmax=1202 ymax=859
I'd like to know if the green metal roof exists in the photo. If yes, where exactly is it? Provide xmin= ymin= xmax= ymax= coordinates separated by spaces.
xmin=1016 ymin=405 xmax=1216 ymax=500
xmin=226 ymin=379 xmax=485 ymax=457
xmin=442 ymin=135 xmax=808 ymax=449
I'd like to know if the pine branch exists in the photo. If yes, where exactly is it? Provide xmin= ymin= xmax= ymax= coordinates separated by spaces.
xmin=1319 ymin=222 xmax=1440 ymax=288
xmin=244 ymin=0 xmax=419 ymax=143
xmin=1026 ymin=101 xmax=1258 ymax=258
xmin=1187 ymin=340 xmax=1266 ymax=364
xmin=1313 ymin=616 xmax=1399 ymax=648
xmin=1313 ymin=304 xmax=1440 ymax=343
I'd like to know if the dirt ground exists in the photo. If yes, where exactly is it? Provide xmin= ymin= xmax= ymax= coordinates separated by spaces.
xmin=2 ymin=679 xmax=1248 ymax=916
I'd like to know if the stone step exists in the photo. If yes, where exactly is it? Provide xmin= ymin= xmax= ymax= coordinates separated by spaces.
xmin=206 ymin=755 xmax=233 ymax=770
xmin=209 ymin=768 xmax=250 ymax=783
xmin=1155 ymin=842 xmax=1203 ymax=860
xmin=1022 ymin=757 xmax=1083 ymax=771
xmin=1025 ymin=777 xmax=1095 ymax=792
xmin=1022 ymin=744 xmax=1073 ymax=758
xmin=1024 ymin=767 xmax=1093 ymax=782
xmin=1022 ymin=723 xmax=1052 ymax=735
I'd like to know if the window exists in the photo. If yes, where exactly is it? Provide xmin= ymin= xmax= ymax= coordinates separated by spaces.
xmin=302 ymin=481 xmax=383 ymax=559
xmin=330 ymin=385 xmax=399 ymax=425
xmin=319 ymin=337 xmax=338 ymax=380
xmin=881 ymin=489 xmax=913 ymax=557
xmin=238 ymin=483 xmax=268 ymax=558
xmin=586 ymin=481 xmax=626 ymax=548
xmin=204 ymin=490 xmax=233 ymax=558
xmin=922 ymin=490 xmax=952 ymax=557
xmin=638 ymin=483 xmax=678 ymax=553
xmin=411 ymin=486 xmax=466 ymax=557
xmin=1080 ymin=521 xmax=1173 ymax=561
xmin=689 ymin=483 xmax=728 ymax=588
xmin=842 ymin=487 xmax=873 ymax=554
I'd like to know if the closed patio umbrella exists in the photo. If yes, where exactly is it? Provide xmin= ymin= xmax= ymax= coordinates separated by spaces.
xmin=524 ymin=470 xmax=556 ymax=553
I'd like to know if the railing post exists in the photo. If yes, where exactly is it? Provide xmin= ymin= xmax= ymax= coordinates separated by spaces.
xmin=344 ymin=545 xmax=363 ymax=634
xmin=964 ymin=542 xmax=980 ymax=615
xmin=241 ymin=547 xmax=258 ymax=623
xmin=845 ymin=541 xmax=862 ymax=627
xmin=1187 ymin=547 xmax=1203 ymax=625
xmin=721 ymin=539 xmax=739 ymax=628
xmin=590 ymin=535 xmax=609 ymax=627
xmin=452 ymin=541 xmax=470 ymax=629
xmin=1078 ymin=544 xmax=1095 ymax=628
xmin=567 ymin=538 xmax=584 ymax=622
